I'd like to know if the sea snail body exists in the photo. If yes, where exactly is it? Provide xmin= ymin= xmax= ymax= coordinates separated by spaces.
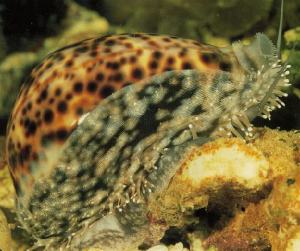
xmin=5 ymin=21 xmax=290 ymax=249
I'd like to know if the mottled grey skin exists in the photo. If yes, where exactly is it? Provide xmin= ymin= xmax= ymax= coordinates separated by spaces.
xmin=70 ymin=137 xmax=207 ymax=250
xmin=18 ymin=69 xmax=238 ymax=248
xmin=18 ymin=56 xmax=288 ymax=249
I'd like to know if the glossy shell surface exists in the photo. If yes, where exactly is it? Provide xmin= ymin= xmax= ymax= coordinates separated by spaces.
xmin=6 ymin=33 xmax=238 ymax=193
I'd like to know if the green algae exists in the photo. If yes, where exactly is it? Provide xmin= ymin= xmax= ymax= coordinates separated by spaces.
xmin=284 ymin=26 xmax=300 ymax=96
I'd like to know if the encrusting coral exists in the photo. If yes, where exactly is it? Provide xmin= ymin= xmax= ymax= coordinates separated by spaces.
xmin=146 ymin=129 xmax=299 ymax=251
xmin=199 ymin=129 xmax=300 ymax=251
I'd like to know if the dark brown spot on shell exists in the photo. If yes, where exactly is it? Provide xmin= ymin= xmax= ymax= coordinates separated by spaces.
xmin=111 ymin=62 xmax=120 ymax=70
xmin=129 ymin=56 xmax=137 ymax=64
xmin=163 ymin=37 xmax=171 ymax=42
xmin=32 ymin=152 xmax=38 ymax=161
xmin=106 ymin=61 xmax=120 ymax=70
xmin=52 ymin=70 xmax=58 ymax=77
xmin=65 ymin=60 xmax=73 ymax=68
xmin=57 ymin=101 xmax=67 ymax=113
xmin=201 ymin=52 xmax=218 ymax=64
xmin=182 ymin=62 xmax=192 ymax=69
xmin=90 ymin=51 xmax=98 ymax=57
xmin=100 ymin=85 xmax=114 ymax=98
xmin=148 ymin=40 xmax=159 ymax=47
xmin=96 ymin=73 xmax=104 ymax=82
xmin=48 ymin=98 xmax=55 ymax=104
xmin=114 ymin=72 xmax=123 ymax=82
xmin=20 ymin=145 xmax=31 ymax=163
xmin=24 ymin=118 xmax=30 ymax=128
xmin=179 ymin=48 xmax=188 ymax=57
xmin=55 ymin=88 xmax=62 ymax=96
xmin=105 ymin=39 xmax=116 ymax=46
xmin=26 ymin=121 xmax=37 ymax=136
xmin=167 ymin=57 xmax=175 ymax=65
xmin=120 ymin=57 xmax=127 ymax=64
xmin=73 ymin=82 xmax=83 ymax=93
xmin=132 ymin=68 xmax=144 ymax=79
xmin=136 ymin=49 xmax=143 ymax=55
xmin=56 ymin=128 xmax=69 ymax=141
xmin=153 ymin=51 xmax=162 ymax=60
xmin=44 ymin=109 xmax=54 ymax=124
xmin=149 ymin=60 xmax=158 ymax=69
xmin=104 ymin=48 xmax=111 ymax=53
xmin=65 ymin=93 xmax=73 ymax=100
xmin=35 ymin=111 xmax=41 ymax=118
xmin=40 ymin=89 xmax=48 ymax=101
xmin=124 ymin=42 xmax=133 ymax=49
xmin=87 ymin=81 xmax=97 ymax=93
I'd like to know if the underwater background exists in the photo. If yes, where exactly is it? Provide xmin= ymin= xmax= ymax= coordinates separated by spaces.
xmin=0 ymin=0 xmax=300 ymax=250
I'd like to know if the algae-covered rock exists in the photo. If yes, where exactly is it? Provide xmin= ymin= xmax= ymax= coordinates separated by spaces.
xmin=0 ymin=137 xmax=15 ymax=210
xmin=284 ymin=27 xmax=300 ymax=90
xmin=149 ymin=137 xmax=272 ymax=229
xmin=0 ymin=137 xmax=14 ymax=251
xmin=201 ymin=129 xmax=300 ymax=251
xmin=146 ymin=242 xmax=188 ymax=251
xmin=0 ymin=163 xmax=15 ymax=210
xmin=146 ymin=129 xmax=299 ymax=251
xmin=0 ymin=208 xmax=12 ymax=251
xmin=0 ymin=52 xmax=38 ymax=121
xmin=283 ymin=0 xmax=300 ymax=29
xmin=0 ymin=21 xmax=7 ymax=61
xmin=286 ymin=229 xmax=300 ymax=251
xmin=209 ymin=0 xmax=273 ymax=37
xmin=102 ymin=0 xmax=207 ymax=39
xmin=41 ymin=1 xmax=109 ymax=54
xmin=102 ymin=0 xmax=274 ymax=39
xmin=267 ymin=173 xmax=300 ymax=250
